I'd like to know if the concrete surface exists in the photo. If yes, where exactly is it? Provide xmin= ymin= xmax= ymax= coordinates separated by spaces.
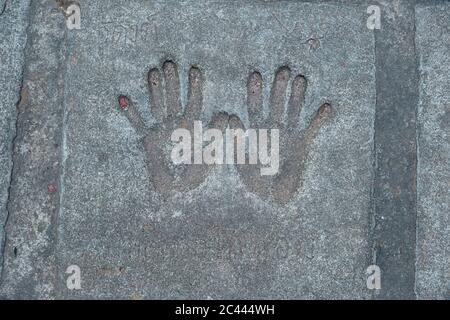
xmin=0 ymin=0 xmax=30 ymax=282
xmin=370 ymin=0 xmax=419 ymax=300
xmin=0 ymin=0 xmax=448 ymax=300
xmin=59 ymin=0 xmax=375 ymax=299
xmin=416 ymin=3 xmax=450 ymax=300
xmin=0 ymin=0 xmax=66 ymax=299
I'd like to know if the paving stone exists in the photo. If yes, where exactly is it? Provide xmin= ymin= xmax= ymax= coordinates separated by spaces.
xmin=0 ymin=0 xmax=66 ymax=299
xmin=0 ymin=0 xmax=30 ymax=281
xmin=43 ymin=0 xmax=377 ymax=299
xmin=0 ymin=0 xmax=448 ymax=301
xmin=370 ymin=0 xmax=419 ymax=300
xmin=416 ymin=3 xmax=450 ymax=300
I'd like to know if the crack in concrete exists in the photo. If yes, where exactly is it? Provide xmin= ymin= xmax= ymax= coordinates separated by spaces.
xmin=0 ymin=0 xmax=8 ymax=17
xmin=54 ymin=24 xmax=70 ymax=299
xmin=0 ymin=2 xmax=31 ymax=287
xmin=0 ymin=69 xmax=25 ymax=287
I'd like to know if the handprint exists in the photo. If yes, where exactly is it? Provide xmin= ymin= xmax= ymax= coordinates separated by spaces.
xmin=230 ymin=67 xmax=333 ymax=204
xmin=120 ymin=61 xmax=228 ymax=196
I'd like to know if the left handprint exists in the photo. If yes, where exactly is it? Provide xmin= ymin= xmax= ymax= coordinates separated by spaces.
xmin=120 ymin=61 xmax=228 ymax=196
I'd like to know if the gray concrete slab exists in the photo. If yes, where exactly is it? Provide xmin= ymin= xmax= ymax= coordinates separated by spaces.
xmin=0 ymin=0 xmax=30 ymax=280
xmin=370 ymin=0 xmax=419 ymax=300
xmin=0 ymin=0 xmax=65 ymax=299
xmin=47 ymin=0 xmax=376 ymax=299
xmin=416 ymin=3 xmax=450 ymax=300
xmin=10 ymin=0 xmax=450 ymax=300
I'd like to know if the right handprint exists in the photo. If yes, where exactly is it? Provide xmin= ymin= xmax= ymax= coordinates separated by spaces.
xmin=230 ymin=67 xmax=333 ymax=204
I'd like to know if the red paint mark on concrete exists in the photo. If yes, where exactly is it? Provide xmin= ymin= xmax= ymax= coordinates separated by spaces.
xmin=118 ymin=95 xmax=129 ymax=110
xmin=47 ymin=183 xmax=57 ymax=194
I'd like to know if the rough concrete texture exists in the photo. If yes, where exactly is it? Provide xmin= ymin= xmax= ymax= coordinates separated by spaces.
xmin=0 ymin=0 xmax=67 ymax=299
xmin=0 ymin=0 xmax=30 ymax=279
xmin=0 ymin=0 xmax=448 ymax=300
xmin=416 ymin=3 xmax=450 ymax=300
xmin=57 ymin=0 xmax=374 ymax=299
xmin=370 ymin=0 xmax=419 ymax=300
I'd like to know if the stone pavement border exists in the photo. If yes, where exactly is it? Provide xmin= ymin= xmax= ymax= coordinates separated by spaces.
xmin=0 ymin=0 xmax=31 ymax=288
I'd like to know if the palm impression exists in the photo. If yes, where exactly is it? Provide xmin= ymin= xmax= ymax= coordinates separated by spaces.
xmin=120 ymin=61 xmax=228 ymax=196
xmin=229 ymin=67 xmax=333 ymax=204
